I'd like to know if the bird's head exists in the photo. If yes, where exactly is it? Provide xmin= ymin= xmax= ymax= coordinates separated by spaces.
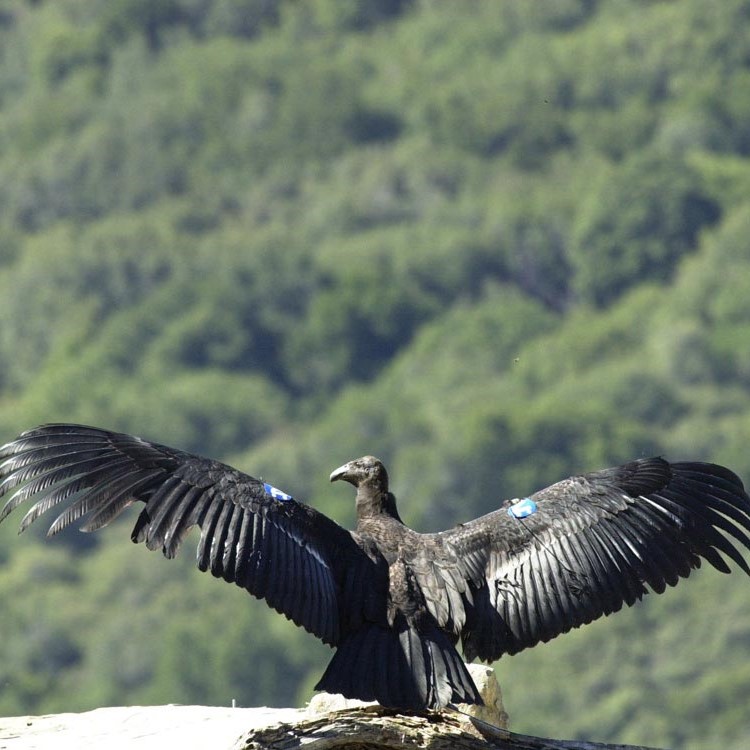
xmin=330 ymin=456 xmax=400 ymax=522
xmin=330 ymin=456 xmax=389 ymax=491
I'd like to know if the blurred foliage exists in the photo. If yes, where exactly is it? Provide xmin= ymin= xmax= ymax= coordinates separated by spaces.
xmin=1 ymin=1 xmax=750 ymax=748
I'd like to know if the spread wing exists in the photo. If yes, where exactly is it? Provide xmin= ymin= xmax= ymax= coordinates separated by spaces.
xmin=0 ymin=424 xmax=376 ymax=646
xmin=438 ymin=457 xmax=750 ymax=662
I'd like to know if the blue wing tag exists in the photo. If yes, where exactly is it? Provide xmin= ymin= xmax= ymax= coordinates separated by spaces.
xmin=508 ymin=497 xmax=537 ymax=519
xmin=263 ymin=483 xmax=294 ymax=502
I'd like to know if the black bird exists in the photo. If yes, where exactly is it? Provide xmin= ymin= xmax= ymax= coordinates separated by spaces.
xmin=1 ymin=424 xmax=750 ymax=710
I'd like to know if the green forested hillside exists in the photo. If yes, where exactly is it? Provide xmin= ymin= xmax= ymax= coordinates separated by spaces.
xmin=1 ymin=1 xmax=750 ymax=748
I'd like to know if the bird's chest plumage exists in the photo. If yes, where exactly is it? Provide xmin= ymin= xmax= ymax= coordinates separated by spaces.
xmin=356 ymin=516 xmax=412 ymax=561
xmin=356 ymin=518 xmax=427 ymax=624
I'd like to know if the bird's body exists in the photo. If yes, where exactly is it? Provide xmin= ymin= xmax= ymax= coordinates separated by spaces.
xmin=1 ymin=424 xmax=750 ymax=710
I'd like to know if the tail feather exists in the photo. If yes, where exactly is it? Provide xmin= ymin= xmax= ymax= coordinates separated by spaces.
xmin=316 ymin=618 xmax=482 ymax=710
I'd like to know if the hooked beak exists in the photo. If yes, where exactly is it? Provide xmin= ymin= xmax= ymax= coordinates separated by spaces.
xmin=329 ymin=462 xmax=350 ymax=483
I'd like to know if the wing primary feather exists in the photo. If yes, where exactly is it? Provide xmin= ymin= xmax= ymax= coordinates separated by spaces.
xmin=0 ymin=445 xmax=114 ymax=487
xmin=144 ymin=478 xmax=191 ymax=535
xmin=244 ymin=508 xmax=265 ymax=591
xmin=1 ymin=456 xmax=133 ymax=525
xmin=675 ymin=479 xmax=750 ymax=529
xmin=80 ymin=470 xmax=164 ymax=533
xmin=161 ymin=485 xmax=207 ymax=558
xmin=0 ymin=433 xmax=116 ymax=462
xmin=274 ymin=521 xmax=293 ymax=609
xmin=281 ymin=530 xmax=299 ymax=623
xmin=263 ymin=520 xmax=284 ymax=608
xmin=71 ymin=469 xmax=164 ymax=534
xmin=221 ymin=503 xmax=243 ymax=580
xmin=297 ymin=540 xmax=314 ymax=634
xmin=208 ymin=498 xmax=235 ymax=577
xmin=654 ymin=484 xmax=750 ymax=569
xmin=281 ymin=528 xmax=301 ymax=621
xmin=675 ymin=464 xmax=748 ymax=497
xmin=232 ymin=509 xmax=254 ymax=585
xmin=307 ymin=547 xmax=323 ymax=637
xmin=649 ymin=489 xmax=749 ymax=573
xmin=142 ymin=477 xmax=189 ymax=551
xmin=195 ymin=492 xmax=223 ymax=572
xmin=16 ymin=461 xmax=135 ymax=532
xmin=252 ymin=515 xmax=271 ymax=599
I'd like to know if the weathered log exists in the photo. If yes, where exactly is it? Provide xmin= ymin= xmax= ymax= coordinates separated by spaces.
xmin=234 ymin=705 xmax=666 ymax=750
